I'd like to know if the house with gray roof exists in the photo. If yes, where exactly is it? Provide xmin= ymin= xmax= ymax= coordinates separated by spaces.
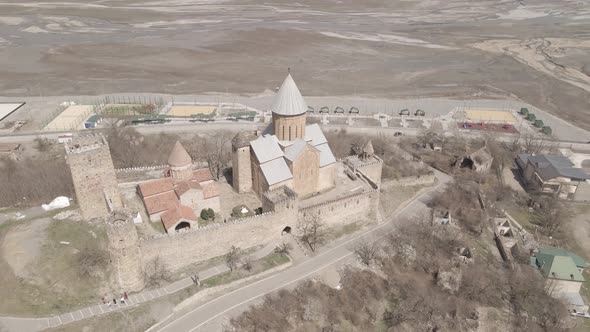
xmin=516 ymin=154 xmax=590 ymax=199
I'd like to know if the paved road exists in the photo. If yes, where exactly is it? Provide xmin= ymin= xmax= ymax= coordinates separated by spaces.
xmin=151 ymin=170 xmax=451 ymax=332
xmin=2 ymin=121 xmax=588 ymax=153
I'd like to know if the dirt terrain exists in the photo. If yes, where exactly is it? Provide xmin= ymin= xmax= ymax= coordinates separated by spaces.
xmin=0 ymin=0 xmax=589 ymax=129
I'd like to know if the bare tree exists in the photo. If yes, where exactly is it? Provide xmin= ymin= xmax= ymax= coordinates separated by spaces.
xmin=532 ymin=195 xmax=570 ymax=236
xmin=297 ymin=213 xmax=326 ymax=252
xmin=77 ymin=246 xmax=109 ymax=278
xmin=274 ymin=242 xmax=292 ymax=255
xmin=144 ymin=256 xmax=171 ymax=287
xmin=225 ymin=245 xmax=242 ymax=272
xmin=242 ymin=256 xmax=253 ymax=272
xmin=205 ymin=131 xmax=233 ymax=180
xmin=354 ymin=240 xmax=379 ymax=266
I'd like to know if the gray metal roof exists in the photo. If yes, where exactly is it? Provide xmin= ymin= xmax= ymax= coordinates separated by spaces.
xmin=304 ymin=124 xmax=328 ymax=146
xmin=527 ymin=154 xmax=590 ymax=181
xmin=270 ymin=74 xmax=307 ymax=116
xmin=315 ymin=142 xmax=337 ymax=167
xmin=284 ymin=139 xmax=308 ymax=161
xmin=260 ymin=157 xmax=293 ymax=185
xmin=250 ymin=135 xmax=283 ymax=163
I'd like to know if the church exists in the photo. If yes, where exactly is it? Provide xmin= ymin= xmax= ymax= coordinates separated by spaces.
xmin=232 ymin=74 xmax=337 ymax=198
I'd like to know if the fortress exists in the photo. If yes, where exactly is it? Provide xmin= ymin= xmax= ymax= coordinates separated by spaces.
xmin=65 ymin=74 xmax=383 ymax=292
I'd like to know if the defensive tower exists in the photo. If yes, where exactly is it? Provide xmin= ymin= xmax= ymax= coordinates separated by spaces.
xmin=231 ymin=131 xmax=256 ymax=193
xmin=65 ymin=133 xmax=122 ymax=220
xmin=106 ymin=211 xmax=145 ymax=292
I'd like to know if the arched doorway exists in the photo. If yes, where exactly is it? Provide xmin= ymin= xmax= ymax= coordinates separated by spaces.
xmin=281 ymin=226 xmax=292 ymax=235
xmin=175 ymin=221 xmax=191 ymax=231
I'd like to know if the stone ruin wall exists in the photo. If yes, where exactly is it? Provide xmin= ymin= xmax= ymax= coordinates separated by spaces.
xmin=298 ymin=189 xmax=379 ymax=227
xmin=140 ymin=209 xmax=295 ymax=272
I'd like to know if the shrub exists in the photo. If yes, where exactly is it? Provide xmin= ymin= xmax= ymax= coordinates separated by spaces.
xmin=200 ymin=209 xmax=210 ymax=220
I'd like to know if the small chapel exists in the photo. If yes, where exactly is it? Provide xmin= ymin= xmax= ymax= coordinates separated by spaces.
xmin=232 ymin=74 xmax=337 ymax=198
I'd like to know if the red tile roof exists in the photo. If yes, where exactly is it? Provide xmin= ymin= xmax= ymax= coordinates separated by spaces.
xmin=143 ymin=191 xmax=178 ymax=215
xmin=201 ymin=182 xmax=219 ymax=199
xmin=174 ymin=181 xmax=203 ymax=196
xmin=138 ymin=178 xmax=174 ymax=197
xmin=161 ymin=205 xmax=198 ymax=230
xmin=193 ymin=168 xmax=213 ymax=182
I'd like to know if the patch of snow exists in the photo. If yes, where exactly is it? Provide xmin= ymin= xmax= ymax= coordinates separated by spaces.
xmin=42 ymin=196 xmax=70 ymax=211
xmin=320 ymin=31 xmax=456 ymax=50
xmin=22 ymin=26 xmax=49 ymax=34
xmin=497 ymin=6 xmax=548 ymax=20
xmin=0 ymin=16 xmax=25 ymax=25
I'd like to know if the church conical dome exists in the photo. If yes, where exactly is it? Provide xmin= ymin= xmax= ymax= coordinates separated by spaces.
xmin=270 ymin=74 xmax=307 ymax=116
xmin=168 ymin=141 xmax=192 ymax=167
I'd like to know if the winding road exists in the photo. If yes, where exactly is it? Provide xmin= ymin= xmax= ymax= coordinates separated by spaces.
xmin=150 ymin=170 xmax=451 ymax=332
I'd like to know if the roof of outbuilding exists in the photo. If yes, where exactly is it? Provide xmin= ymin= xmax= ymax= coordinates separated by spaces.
xmin=526 ymin=154 xmax=590 ymax=181
xmin=251 ymin=135 xmax=284 ymax=163
xmin=161 ymin=205 xmax=198 ymax=231
xmin=138 ymin=178 xmax=175 ymax=197
xmin=192 ymin=168 xmax=214 ymax=183
xmin=315 ymin=142 xmax=337 ymax=167
xmin=304 ymin=124 xmax=328 ymax=146
xmin=143 ymin=191 xmax=179 ymax=215
xmin=260 ymin=158 xmax=293 ymax=185
xmin=168 ymin=141 xmax=192 ymax=167
xmin=538 ymin=247 xmax=588 ymax=268
xmin=535 ymin=253 xmax=585 ymax=282
xmin=270 ymin=74 xmax=307 ymax=116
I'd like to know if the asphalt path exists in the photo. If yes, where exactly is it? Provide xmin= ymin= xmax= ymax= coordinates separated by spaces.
xmin=151 ymin=170 xmax=451 ymax=332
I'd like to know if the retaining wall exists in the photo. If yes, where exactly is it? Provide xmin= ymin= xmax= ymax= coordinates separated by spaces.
xmin=381 ymin=173 xmax=436 ymax=190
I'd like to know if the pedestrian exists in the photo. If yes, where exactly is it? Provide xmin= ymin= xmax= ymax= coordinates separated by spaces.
xmin=101 ymin=297 xmax=106 ymax=305
xmin=113 ymin=298 xmax=117 ymax=305
xmin=120 ymin=296 xmax=125 ymax=304
xmin=124 ymin=292 xmax=128 ymax=300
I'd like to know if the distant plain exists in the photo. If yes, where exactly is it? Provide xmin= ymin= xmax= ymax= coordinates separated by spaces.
xmin=0 ymin=0 xmax=589 ymax=129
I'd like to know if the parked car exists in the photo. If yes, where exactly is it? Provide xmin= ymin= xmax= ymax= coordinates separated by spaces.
xmin=394 ymin=132 xmax=403 ymax=137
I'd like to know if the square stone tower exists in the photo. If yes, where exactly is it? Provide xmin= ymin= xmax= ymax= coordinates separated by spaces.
xmin=65 ymin=133 xmax=122 ymax=220
xmin=232 ymin=131 xmax=257 ymax=193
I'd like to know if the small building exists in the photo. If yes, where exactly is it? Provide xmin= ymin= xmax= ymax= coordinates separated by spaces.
xmin=0 ymin=143 xmax=22 ymax=161
xmin=531 ymin=248 xmax=588 ymax=312
xmin=137 ymin=141 xmax=220 ymax=233
xmin=454 ymin=145 xmax=493 ymax=173
xmin=516 ymin=154 xmax=590 ymax=199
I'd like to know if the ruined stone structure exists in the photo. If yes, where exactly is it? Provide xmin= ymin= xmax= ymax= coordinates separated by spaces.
xmin=232 ymin=74 xmax=337 ymax=198
xmin=65 ymin=133 xmax=122 ymax=220
xmin=106 ymin=210 xmax=145 ymax=292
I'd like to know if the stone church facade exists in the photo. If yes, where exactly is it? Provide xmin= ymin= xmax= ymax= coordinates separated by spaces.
xmin=232 ymin=74 xmax=337 ymax=198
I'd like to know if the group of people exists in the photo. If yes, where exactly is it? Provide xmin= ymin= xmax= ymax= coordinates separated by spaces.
xmin=102 ymin=292 xmax=129 ymax=307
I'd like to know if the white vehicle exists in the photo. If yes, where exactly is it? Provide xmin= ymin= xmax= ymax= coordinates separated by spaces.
xmin=57 ymin=133 xmax=73 ymax=144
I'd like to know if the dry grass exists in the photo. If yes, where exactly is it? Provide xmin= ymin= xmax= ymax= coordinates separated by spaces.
xmin=0 ymin=216 xmax=110 ymax=316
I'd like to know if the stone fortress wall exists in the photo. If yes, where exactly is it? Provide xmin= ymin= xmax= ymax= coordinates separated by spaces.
xmin=299 ymin=189 xmax=378 ymax=228
xmin=140 ymin=209 xmax=293 ymax=271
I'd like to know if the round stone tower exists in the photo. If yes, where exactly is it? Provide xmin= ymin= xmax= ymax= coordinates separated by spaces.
xmin=168 ymin=140 xmax=193 ymax=180
xmin=106 ymin=211 xmax=145 ymax=292
xmin=271 ymin=74 xmax=307 ymax=141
